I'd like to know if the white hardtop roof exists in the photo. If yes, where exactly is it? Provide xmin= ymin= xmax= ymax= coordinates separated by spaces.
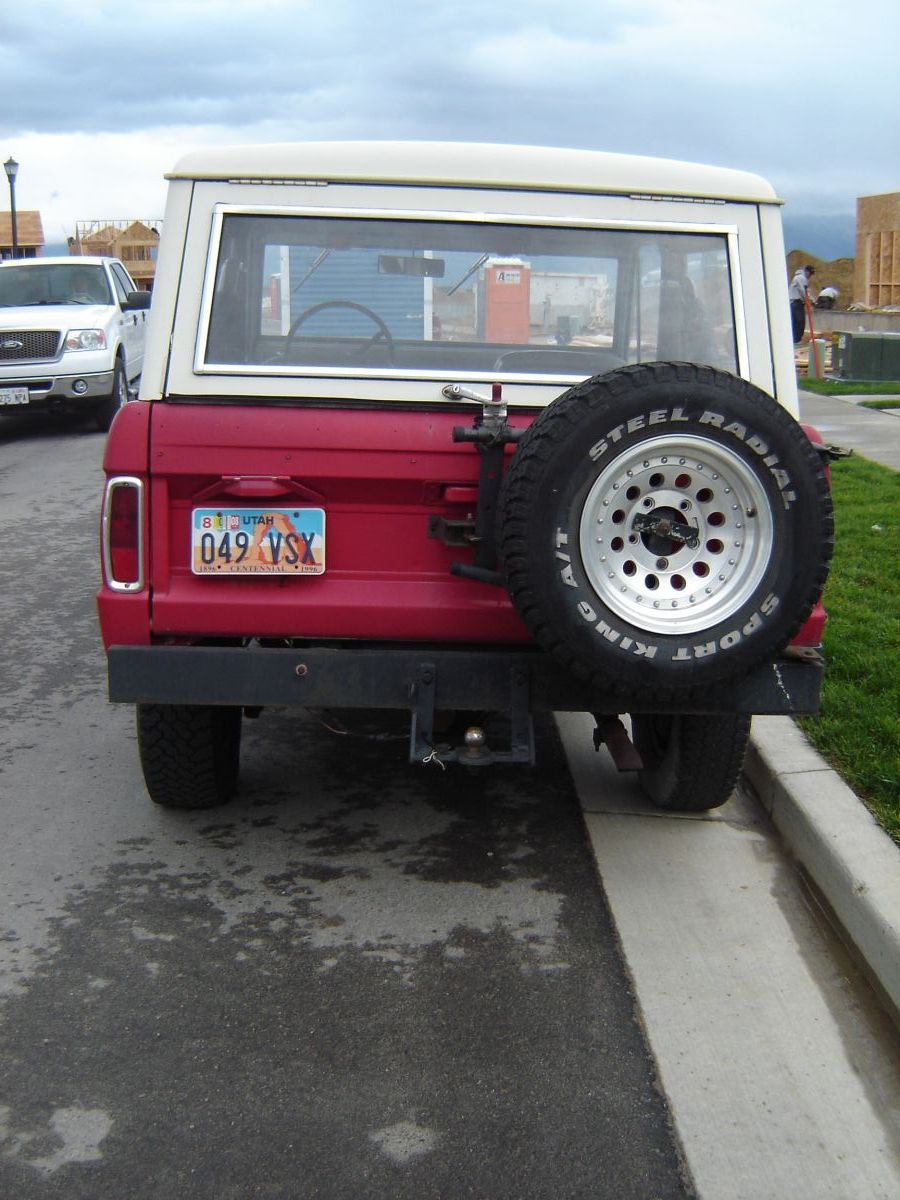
xmin=168 ymin=141 xmax=781 ymax=205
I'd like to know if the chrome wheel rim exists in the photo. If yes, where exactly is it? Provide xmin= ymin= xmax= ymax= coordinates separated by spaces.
xmin=579 ymin=434 xmax=773 ymax=635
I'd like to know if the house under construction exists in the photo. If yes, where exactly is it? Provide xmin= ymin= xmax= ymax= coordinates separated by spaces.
xmin=70 ymin=219 xmax=162 ymax=290
xmin=854 ymin=193 xmax=900 ymax=308
xmin=0 ymin=210 xmax=44 ymax=258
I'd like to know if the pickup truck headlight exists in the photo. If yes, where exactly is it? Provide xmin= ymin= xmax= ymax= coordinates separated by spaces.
xmin=65 ymin=328 xmax=107 ymax=351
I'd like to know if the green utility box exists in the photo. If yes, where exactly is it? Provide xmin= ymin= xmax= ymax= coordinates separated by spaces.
xmin=832 ymin=331 xmax=900 ymax=380
xmin=881 ymin=333 xmax=900 ymax=379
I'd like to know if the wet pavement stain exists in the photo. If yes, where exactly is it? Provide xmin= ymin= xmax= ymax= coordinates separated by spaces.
xmin=0 ymin=712 xmax=693 ymax=1199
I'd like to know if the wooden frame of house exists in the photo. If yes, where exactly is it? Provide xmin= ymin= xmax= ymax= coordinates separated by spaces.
xmin=72 ymin=218 xmax=161 ymax=290
xmin=855 ymin=193 xmax=900 ymax=309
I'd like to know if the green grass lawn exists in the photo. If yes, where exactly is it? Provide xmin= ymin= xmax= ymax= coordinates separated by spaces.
xmin=797 ymin=454 xmax=900 ymax=840
xmin=800 ymin=377 xmax=900 ymax=398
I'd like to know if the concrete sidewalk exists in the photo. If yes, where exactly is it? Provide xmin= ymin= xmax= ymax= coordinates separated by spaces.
xmin=743 ymin=388 xmax=900 ymax=1018
xmin=798 ymin=386 xmax=900 ymax=469
xmin=560 ymin=712 xmax=900 ymax=1200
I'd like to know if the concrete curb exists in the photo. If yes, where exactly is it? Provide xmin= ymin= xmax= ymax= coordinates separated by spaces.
xmin=744 ymin=715 xmax=900 ymax=1019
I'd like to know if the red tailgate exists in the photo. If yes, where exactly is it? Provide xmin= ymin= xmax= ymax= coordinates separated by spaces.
xmin=147 ymin=402 xmax=531 ymax=644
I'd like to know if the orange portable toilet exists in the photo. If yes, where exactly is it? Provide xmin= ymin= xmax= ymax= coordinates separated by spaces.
xmin=480 ymin=259 xmax=531 ymax=344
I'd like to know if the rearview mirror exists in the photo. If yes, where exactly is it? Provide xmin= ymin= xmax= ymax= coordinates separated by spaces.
xmin=378 ymin=255 xmax=445 ymax=278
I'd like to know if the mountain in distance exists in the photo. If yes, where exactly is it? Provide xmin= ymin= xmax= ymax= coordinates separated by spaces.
xmin=781 ymin=213 xmax=855 ymax=261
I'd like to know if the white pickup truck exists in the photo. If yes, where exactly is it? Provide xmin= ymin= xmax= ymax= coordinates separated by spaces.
xmin=0 ymin=255 xmax=150 ymax=430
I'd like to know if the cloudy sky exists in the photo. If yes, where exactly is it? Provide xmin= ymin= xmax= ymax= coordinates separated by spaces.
xmin=3 ymin=0 xmax=898 ymax=257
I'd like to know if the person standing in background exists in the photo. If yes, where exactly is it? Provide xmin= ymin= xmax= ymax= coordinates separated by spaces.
xmin=789 ymin=264 xmax=816 ymax=343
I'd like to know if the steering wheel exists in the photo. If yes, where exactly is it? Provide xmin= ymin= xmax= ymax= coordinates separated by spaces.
xmin=284 ymin=300 xmax=395 ymax=364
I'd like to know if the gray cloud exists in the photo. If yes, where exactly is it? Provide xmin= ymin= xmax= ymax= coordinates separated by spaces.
xmin=2 ymin=0 xmax=897 ymax=256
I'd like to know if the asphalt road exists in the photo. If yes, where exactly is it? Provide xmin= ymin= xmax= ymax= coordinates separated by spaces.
xmin=0 ymin=411 xmax=693 ymax=1199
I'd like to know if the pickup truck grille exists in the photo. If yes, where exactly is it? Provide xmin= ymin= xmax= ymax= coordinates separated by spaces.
xmin=0 ymin=330 xmax=62 ymax=362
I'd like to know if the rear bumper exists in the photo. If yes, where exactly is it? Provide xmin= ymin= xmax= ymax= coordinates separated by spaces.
xmin=107 ymin=642 xmax=823 ymax=715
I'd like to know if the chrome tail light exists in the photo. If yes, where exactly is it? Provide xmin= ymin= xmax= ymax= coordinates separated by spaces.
xmin=102 ymin=476 xmax=145 ymax=592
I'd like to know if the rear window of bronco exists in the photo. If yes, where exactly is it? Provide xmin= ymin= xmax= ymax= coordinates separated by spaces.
xmin=199 ymin=210 xmax=739 ymax=382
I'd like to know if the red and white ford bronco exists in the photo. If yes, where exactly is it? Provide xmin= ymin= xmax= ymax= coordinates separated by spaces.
xmin=97 ymin=142 xmax=833 ymax=812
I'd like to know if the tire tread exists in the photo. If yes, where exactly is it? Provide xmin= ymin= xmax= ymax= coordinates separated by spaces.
xmin=498 ymin=362 xmax=833 ymax=701
xmin=632 ymin=713 xmax=751 ymax=811
xmin=136 ymin=703 xmax=241 ymax=809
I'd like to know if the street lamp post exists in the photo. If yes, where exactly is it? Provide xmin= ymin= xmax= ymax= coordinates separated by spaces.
xmin=4 ymin=157 xmax=19 ymax=259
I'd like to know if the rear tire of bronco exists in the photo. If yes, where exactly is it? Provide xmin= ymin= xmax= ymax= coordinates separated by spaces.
xmin=136 ymin=704 xmax=242 ymax=809
xmin=95 ymin=358 xmax=129 ymax=433
xmin=630 ymin=713 xmax=750 ymax=811
xmin=498 ymin=362 xmax=833 ymax=699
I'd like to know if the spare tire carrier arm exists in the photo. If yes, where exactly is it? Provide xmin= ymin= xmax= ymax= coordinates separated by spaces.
xmin=443 ymin=383 xmax=523 ymax=586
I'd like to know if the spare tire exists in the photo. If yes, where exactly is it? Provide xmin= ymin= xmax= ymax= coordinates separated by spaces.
xmin=498 ymin=362 xmax=833 ymax=699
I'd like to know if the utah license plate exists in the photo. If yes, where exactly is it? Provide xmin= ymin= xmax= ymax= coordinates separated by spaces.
xmin=0 ymin=387 xmax=29 ymax=406
xmin=191 ymin=507 xmax=325 ymax=576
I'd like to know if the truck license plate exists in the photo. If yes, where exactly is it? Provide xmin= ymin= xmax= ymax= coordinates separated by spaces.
xmin=0 ymin=387 xmax=29 ymax=406
xmin=191 ymin=507 xmax=325 ymax=576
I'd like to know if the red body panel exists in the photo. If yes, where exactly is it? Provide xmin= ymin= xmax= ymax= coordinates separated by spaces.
xmin=792 ymin=600 xmax=827 ymax=648
xmin=790 ymin=423 xmax=828 ymax=648
xmin=97 ymin=403 xmax=828 ymax=653
xmin=143 ymin=402 xmax=531 ymax=644
xmin=97 ymin=592 xmax=153 ymax=648
xmin=101 ymin=397 xmax=152 ymax=474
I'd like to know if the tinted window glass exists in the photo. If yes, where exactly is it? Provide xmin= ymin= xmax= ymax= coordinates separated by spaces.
xmin=0 ymin=263 xmax=112 ymax=307
xmin=111 ymin=264 xmax=133 ymax=303
xmin=204 ymin=214 xmax=737 ymax=378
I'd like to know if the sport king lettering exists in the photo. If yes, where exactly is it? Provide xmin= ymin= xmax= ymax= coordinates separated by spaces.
xmin=556 ymin=525 xmax=780 ymax=661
